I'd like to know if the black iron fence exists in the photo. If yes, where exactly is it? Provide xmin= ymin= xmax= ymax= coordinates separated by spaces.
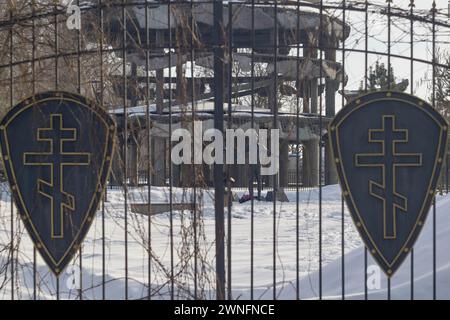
xmin=0 ymin=0 xmax=449 ymax=300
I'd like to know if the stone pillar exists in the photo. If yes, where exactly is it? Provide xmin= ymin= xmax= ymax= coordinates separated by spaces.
xmin=279 ymin=140 xmax=289 ymax=188
xmin=324 ymin=38 xmax=339 ymax=185
xmin=302 ymin=139 xmax=319 ymax=187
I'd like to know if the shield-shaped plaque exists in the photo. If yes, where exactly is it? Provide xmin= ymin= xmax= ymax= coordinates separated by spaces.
xmin=329 ymin=91 xmax=448 ymax=276
xmin=0 ymin=91 xmax=115 ymax=276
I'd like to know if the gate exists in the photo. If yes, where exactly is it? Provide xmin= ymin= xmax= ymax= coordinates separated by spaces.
xmin=0 ymin=0 xmax=449 ymax=300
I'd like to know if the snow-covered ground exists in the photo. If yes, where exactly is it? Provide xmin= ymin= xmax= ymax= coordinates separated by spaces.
xmin=0 ymin=184 xmax=448 ymax=300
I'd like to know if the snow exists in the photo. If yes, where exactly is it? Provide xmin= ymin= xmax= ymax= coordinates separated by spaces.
xmin=0 ymin=183 xmax=448 ymax=299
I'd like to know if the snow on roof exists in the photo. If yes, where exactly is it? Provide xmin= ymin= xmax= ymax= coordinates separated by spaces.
xmin=110 ymin=100 xmax=325 ymax=121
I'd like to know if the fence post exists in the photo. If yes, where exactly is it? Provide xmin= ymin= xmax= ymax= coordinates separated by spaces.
xmin=213 ymin=0 xmax=226 ymax=300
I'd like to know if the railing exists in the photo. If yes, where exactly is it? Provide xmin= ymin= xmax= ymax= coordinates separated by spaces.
xmin=0 ymin=0 xmax=449 ymax=300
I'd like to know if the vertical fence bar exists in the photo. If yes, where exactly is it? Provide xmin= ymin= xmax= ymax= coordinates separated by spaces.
xmin=433 ymin=195 xmax=437 ymax=300
xmin=8 ymin=7 xmax=14 ymax=302
xmin=54 ymin=3 xmax=60 ymax=300
xmin=213 ymin=0 xmax=226 ymax=301
xmin=447 ymin=155 xmax=449 ymax=194
xmin=386 ymin=0 xmax=392 ymax=300
xmin=31 ymin=1 xmax=37 ymax=300
xmin=190 ymin=0 xmax=198 ymax=299
xmin=121 ymin=0 xmax=129 ymax=300
xmin=319 ymin=0 xmax=324 ymax=300
xmin=33 ymin=243 xmax=37 ymax=299
xmin=189 ymin=0 xmax=198 ymax=300
xmin=341 ymin=0 xmax=346 ymax=300
xmin=226 ymin=2 xmax=233 ymax=301
xmin=250 ymin=0 xmax=255 ymax=301
xmin=98 ymin=0 xmax=107 ymax=301
xmin=295 ymin=0 xmax=301 ymax=301
xmin=272 ymin=0 xmax=278 ymax=301
xmin=145 ymin=0 xmax=152 ymax=300
xmin=431 ymin=0 xmax=437 ymax=301
xmin=191 ymin=1 xmax=199 ymax=299
xmin=101 ymin=193 xmax=105 ymax=299
xmin=168 ymin=1 xmax=174 ymax=300
xmin=76 ymin=0 xmax=83 ymax=301
xmin=409 ymin=0 xmax=415 ymax=301
xmin=363 ymin=0 xmax=369 ymax=301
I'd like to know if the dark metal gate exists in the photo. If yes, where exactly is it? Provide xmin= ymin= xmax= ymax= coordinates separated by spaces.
xmin=0 ymin=0 xmax=449 ymax=300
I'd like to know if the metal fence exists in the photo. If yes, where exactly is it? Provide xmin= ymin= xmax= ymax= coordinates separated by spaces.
xmin=0 ymin=0 xmax=449 ymax=300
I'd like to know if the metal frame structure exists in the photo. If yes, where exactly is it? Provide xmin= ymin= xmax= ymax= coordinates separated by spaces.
xmin=0 ymin=0 xmax=449 ymax=300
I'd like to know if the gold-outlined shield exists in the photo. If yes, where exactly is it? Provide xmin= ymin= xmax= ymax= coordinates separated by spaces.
xmin=329 ymin=91 xmax=448 ymax=276
xmin=0 ymin=91 xmax=116 ymax=276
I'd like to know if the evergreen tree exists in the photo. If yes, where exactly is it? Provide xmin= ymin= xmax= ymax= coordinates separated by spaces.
xmin=359 ymin=61 xmax=409 ymax=93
